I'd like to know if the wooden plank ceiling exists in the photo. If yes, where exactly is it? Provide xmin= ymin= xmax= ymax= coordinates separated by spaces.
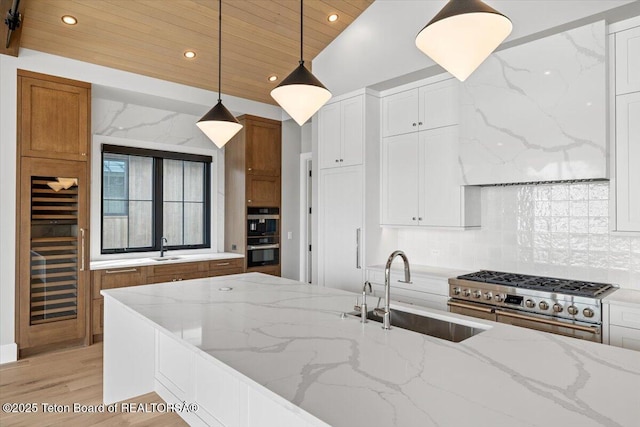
xmin=17 ymin=0 xmax=374 ymax=105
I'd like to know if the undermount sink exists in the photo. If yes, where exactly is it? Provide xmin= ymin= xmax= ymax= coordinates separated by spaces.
xmin=151 ymin=256 xmax=181 ymax=262
xmin=351 ymin=309 xmax=485 ymax=343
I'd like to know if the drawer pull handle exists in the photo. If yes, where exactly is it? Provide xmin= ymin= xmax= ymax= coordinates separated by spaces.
xmin=215 ymin=262 xmax=231 ymax=266
xmin=105 ymin=268 xmax=138 ymax=274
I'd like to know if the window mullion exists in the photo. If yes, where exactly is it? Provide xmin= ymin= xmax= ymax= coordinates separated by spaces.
xmin=154 ymin=158 xmax=164 ymax=251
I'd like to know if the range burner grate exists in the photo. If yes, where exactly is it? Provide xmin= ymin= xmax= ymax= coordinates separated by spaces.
xmin=457 ymin=270 xmax=615 ymax=297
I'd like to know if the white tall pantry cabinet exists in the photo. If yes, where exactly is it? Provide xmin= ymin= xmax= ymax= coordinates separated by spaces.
xmin=316 ymin=90 xmax=381 ymax=292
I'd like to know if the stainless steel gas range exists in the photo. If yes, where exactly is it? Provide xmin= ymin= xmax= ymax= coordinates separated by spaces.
xmin=448 ymin=271 xmax=618 ymax=343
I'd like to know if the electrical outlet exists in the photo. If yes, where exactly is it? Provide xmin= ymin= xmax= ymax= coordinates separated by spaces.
xmin=287 ymin=231 xmax=293 ymax=240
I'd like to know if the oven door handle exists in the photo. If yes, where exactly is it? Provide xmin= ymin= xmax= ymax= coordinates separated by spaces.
xmin=247 ymin=244 xmax=279 ymax=250
xmin=495 ymin=309 xmax=600 ymax=335
xmin=447 ymin=300 xmax=494 ymax=314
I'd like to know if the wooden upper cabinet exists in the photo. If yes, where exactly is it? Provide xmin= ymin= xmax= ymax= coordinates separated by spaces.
xmin=243 ymin=115 xmax=282 ymax=176
xmin=18 ymin=70 xmax=91 ymax=161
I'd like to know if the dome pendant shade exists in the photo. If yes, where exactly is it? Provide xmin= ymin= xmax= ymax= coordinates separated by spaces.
xmin=196 ymin=100 xmax=243 ymax=149
xmin=415 ymin=0 xmax=512 ymax=82
xmin=271 ymin=62 xmax=332 ymax=126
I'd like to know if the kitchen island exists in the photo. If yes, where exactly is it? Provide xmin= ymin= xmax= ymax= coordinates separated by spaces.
xmin=102 ymin=273 xmax=640 ymax=427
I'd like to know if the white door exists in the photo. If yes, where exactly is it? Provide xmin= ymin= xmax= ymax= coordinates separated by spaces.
xmin=381 ymin=133 xmax=419 ymax=225
xmin=616 ymin=91 xmax=640 ymax=231
xmin=319 ymin=166 xmax=363 ymax=292
xmin=340 ymin=95 xmax=364 ymax=167
xmin=419 ymin=79 xmax=459 ymax=130
xmin=419 ymin=127 xmax=462 ymax=227
xmin=318 ymin=102 xmax=342 ymax=169
xmin=381 ymin=89 xmax=419 ymax=137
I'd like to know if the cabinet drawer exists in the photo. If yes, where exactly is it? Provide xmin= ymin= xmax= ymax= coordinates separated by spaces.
xmin=610 ymin=304 xmax=640 ymax=329
xmin=92 ymin=299 xmax=104 ymax=335
xmin=209 ymin=268 xmax=243 ymax=278
xmin=247 ymin=265 xmax=280 ymax=276
xmin=610 ymin=325 xmax=640 ymax=352
xmin=209 ymin=258 xmax=243 ymax=271
xmin=92 ymin=267 xmax=147 ymax=299
xmin=147 ymin=271 xmax=209 ymax=284
xmin=148 ymin=261 xmax=208 ymax=277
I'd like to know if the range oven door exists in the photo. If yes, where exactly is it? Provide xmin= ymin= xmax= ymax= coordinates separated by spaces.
xmin=495 ymin=308 xmax=602 ymax=343
xmin=447 ymin=300 xmax=497 ymax=321
xmin=247 ymin=244 xmax=280 ymax=268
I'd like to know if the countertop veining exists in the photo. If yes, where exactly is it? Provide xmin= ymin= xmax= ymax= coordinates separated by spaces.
xmin=102 ymin=273 xmax=640 ymax=427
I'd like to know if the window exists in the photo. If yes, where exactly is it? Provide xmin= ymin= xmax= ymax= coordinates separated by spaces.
xmin=101 ymin=145 xmax=212 ymax=254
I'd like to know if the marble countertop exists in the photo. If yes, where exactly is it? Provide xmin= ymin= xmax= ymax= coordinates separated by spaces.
xmin=102 ymin=273 xmax=640 ymax=427
xmin=90 ymin=252 xmax=243 ymax=270
xmin=603 ymin=288 xmax=640 ymax=308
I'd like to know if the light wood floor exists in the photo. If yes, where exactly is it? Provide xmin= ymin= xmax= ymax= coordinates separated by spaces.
xmin=0 ymin=343 xmax=186 ymax=426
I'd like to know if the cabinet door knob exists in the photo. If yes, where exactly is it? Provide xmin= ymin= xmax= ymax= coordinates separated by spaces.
xmin=339 ymin=159 xmax=343 ymax=162
xmin=412 ymin=217 xmax=416 ymax=221
xmin=412 ymin=123 xmax=417 ymax=127
xmin=248 ymin=200 xmax=252 ymax=203
xmin=335 ymin=159 xmax=339 ymax=162
xmin=248 ymin=167 xmax=252 ymax=171
xmin=418 ymin=217 xmax=423 ymax=220
xmin=418 ymin=122 xmax=423 ymax=125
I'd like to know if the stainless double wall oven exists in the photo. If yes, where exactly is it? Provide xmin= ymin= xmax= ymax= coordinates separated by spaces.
xmin=247 ymin=207 xmax=279 ymax=268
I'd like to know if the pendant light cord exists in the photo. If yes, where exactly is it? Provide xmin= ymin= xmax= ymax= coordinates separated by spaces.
xmin=218 ymin=0 xmax=222 ymax=102
xmin=299 ymin=0 xmax=304 ymax=65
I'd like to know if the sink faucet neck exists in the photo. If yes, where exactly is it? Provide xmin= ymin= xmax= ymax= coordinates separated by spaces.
xmin=381 ymin=250 xmax=411 ymax=330
xmin=160 ymin=236 xmax=168 ymax=257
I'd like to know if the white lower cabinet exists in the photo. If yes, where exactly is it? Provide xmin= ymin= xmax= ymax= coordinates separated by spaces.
xmin=318 ymin=166 xmax=364 ymax=292
xmin=607 ymin=303 xmax=640 ymax=352
xmin=381 ymin=126 xmax=480 ymax=227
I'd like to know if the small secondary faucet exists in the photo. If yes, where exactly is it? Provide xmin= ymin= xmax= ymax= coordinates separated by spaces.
xmin=354 ymin=281 xmax=373 ymax=323
xmin=160 ymin=236 xmax=168 ymax=257
xmin=374 ymin=250 xmax=411 ymax=330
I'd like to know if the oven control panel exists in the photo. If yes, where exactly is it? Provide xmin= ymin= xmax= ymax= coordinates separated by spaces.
xmin=448 ymin=281 xmax=601 ymax=323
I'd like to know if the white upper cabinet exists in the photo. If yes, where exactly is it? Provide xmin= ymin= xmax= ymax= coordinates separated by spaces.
xmin=381 ymin=133 xmax=420 ymax=225
xmin=419 ymin=79 xmax=459 ymax=130
xmin=382 ymin=79 xmax=458 ymax=137
xmin=615 ymin=26 xmax=640 ymax=95
xmin=615 ymin=90 xmax=640 ymax=232
xmin=318 ymin=95 xmax=363 ymax=169
xmin=382 ymin=89 xmax=419 ymax=137
xmin=459 ymin=21 xmax=607 ymax=185
xmin=381 ymin=127 xmax=480 ymax=228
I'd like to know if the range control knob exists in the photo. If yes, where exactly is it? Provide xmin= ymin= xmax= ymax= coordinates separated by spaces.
xmin=539 ymin=301 xmax=549 ymax=310
xmin=452 ymin=287 xmax=461 ymax=296
xmin=473 ymin=290 xmax=482 ymax=299
xmin=525 ymin=299 xmax=536 ymax=308
xmin=494 ymin=294 xmax=503 ymax=302
xmin=463 ymin=289 xmax=471 ymax=297
xmin=583 ymin=308 xmax=595 ymax=318
xmin=567 ymin=306 xmax=579 ymax=315
xmin=553 ymin=303 xmax=563 ymax=313
xmin=484 ymin=292 xmax=493 ymax=301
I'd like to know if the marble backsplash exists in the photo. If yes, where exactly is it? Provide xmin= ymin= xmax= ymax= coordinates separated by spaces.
xmin=397 ymin=182 xmax=640 ymax=290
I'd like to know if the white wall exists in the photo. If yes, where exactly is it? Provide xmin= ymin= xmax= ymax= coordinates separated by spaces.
xmin=313 ymin=0 xmax=636 ymax=97
xmin=0 ymin=49 xmax=281 ymax=363
xmin=280 ymin=120 xmax=302 ymax=280
xmin=396 ymin=183 xmax=640 ymax=291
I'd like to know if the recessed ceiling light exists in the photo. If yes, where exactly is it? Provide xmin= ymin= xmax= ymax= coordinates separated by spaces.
xmin=268 ymin=75 xmax=278 ymax=82
xmin=328 ymin=14 xmax=339 ymax=22
xmin=544 ymin=70 xmax=551 ymax=75
xmin=184 ymin=50 xmax=196 ymax=59
xmin=61 ymin=15 xmax=77 ymax=25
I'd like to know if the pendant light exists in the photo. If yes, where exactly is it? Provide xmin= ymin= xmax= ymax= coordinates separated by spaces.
xmin=271 ymin=0 xmax=332 ymax=126
xmin=415 ymin=0 xmax=512 ymax=82
xmin=197 ymin=0 xmax=242 ymax=149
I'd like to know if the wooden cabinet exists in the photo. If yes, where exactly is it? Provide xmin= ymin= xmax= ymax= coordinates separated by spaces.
xmin=615 ymin=91 xmax=640 ymax=231
xmin=245 ymin=116 xmax=282 ymax=176
xmin=381 ymin=127 xmax=480 ymax=228
xmin=615 ymin=26 xmax=640 ymax=95
xmin=225 ymin=115 xmax=282 ymax=274
xmin=318 ymin=166 xmax=364 ymax=292
xmin=17 ymin=157 xmax=90 ymax=355
xmin=18 ymin=70 xmax=91 ymax=162
xmin=247 ymin=175 xmax=281 ymax=207
xmin=91 ymin=258 xmax=243 ymax=338
xmin=382 ymin=79 xmax=458 ymax=137
xmin=318 ymin=95 xmax=363 ymax=169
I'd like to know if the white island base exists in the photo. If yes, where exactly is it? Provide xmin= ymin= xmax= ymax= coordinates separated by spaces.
xmin=103 ymin=273 xmax=640 ymax=427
